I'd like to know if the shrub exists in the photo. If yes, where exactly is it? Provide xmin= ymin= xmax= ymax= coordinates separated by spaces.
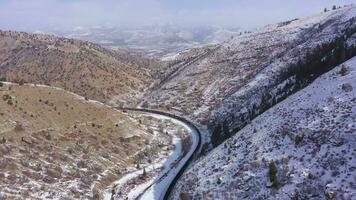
xmin=217 ymin=177 xmax=222 ymax=185
xmin=326 ymin=191 xmax=336 ymax=200
xmin=111 ymin=188 xmax=116 ymax=200
xmin=180 ymin=193 xmax=190 ymax=200
xmin=268 ymin=161 xmax=279 ymax=188
xmin=3 ymin=94 xmax=11 ymax=101
xmin=46 ymin=168 xmax=61 ymax=179
xmin=339 ymin=65 xmax=348 ymax=76
xmin=45 ymin=133 xmax=51 ymax=140
xmin=92 ymin=188 xmax=100 ymax=200
xmin=342 ymin=83 xmax=353 ymax=92
xmin=142 ymin=168 xmax=147 ymax=177
xmin=14 ymin=122 xmax=24 ymax=131
xmin=18 ymin=80 xmax=25 ymax=85
xmin=290 ymin=191 xmax=299 ymax=200
xmin=294 ymin=134 xmax=304 ymax=145
xmin=7 ymin=99 xmax=13 ymax=106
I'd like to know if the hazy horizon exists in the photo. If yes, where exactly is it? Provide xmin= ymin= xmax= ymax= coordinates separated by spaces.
xmin=0 ymin=0 xmax=355 ymax=32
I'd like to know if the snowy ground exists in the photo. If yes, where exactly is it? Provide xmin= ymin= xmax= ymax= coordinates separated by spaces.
xmin=105 ymin=113 xmax=199 ymax=200
xmin=137 ymin=114 xmax=199 ymax=200
xmin=172 ymin=57 xmax=356 ymax=199
xmin=103 ymin=121 xmax=182 ymax=200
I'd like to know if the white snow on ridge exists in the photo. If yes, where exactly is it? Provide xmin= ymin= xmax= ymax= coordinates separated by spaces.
xmin=172 ymin=57 xmax=356 ymax=200
xmin=208 ymin=5 xmax=356 ymax=130
xmin=143 ymin=5 xmax=356 ymax=131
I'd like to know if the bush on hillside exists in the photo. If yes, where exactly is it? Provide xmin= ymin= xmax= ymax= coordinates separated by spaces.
xmin=269 ymin=161 xmax=279 ymax=188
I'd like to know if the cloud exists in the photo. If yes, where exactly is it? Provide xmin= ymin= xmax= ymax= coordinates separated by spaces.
xmin=0 ymin=0 xmax=354 ymax=31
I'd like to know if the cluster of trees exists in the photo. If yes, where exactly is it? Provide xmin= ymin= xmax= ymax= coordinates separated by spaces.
xmin=324 ymin=5 xmax=342 ymax=12
xmin=210 ymin=19 xmax=356 ymax=148
xmin=211 ymin=120 xmax=231 ymax=147
xmin=257 ymin=21 xmax=356 ymax=131
xmin=281 ymin=21 xmax=356 ymax=90
xmin=259 ymin=20 xmax=356 ymax=119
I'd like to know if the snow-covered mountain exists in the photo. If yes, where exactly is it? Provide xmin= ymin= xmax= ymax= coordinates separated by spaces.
xmin=172 ymin=57 xmax=356 ymax=200
xmin=53 ymin=25 xmax=240 ymax=58
xmin=142 ymin=5 xmax=356 ymax=151
xmin=0 ymin=4 xmax=355 ymax=200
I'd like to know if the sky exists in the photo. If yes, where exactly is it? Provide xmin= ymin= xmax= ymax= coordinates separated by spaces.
xmin=0 ymin=0 xmax=354 ymax=32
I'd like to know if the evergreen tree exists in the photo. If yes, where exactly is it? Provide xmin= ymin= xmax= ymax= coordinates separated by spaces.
xmin=339 ymin=65 xmax=348 ymax=76
xmin=222 ymin=120 xmax=230 ymax=139
xmin=269 ymin=161 xmax=279 ymax=187
xmin=142 ymin=167 xmax=146 ymax=176
xmin=211 ymin=124 xmax=222 ymax=147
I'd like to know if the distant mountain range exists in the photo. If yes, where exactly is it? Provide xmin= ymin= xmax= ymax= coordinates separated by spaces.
xmin=50 ymin=25 xmax=241 ymax=59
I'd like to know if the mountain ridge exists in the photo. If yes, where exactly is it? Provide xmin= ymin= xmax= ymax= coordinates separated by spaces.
xmin=0 ymin=30 xmax=163 ymax=106
xmin=141 ymin=5 xmax=356 ymax=150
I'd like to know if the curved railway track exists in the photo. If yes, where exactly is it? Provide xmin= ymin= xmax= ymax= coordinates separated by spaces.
xmin=116 ymin=107 xmax=202 ymax=200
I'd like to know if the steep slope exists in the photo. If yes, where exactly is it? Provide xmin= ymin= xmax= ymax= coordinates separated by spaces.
xmin=0 ymin=31 xmax=162 ymax=105
xmin=142 ymin=6 xmax=356 ymax=147
xmin=172 ymin=56 xmax=356 ymax=200
xmin=0 ymin=83 xmax=178 ymax=199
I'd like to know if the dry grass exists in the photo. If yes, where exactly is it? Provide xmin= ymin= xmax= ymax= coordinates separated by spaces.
xmin=0 ymin=84 xmax=149 ymax=199
xmin=0 ymin=30 xmax=163 ymax=106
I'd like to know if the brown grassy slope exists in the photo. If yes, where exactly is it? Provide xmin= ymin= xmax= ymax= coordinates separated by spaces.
xmin=0 ymin=31 xmax=162 ymax=105
xmin=0 ymin=83 xmax=149 ymax=199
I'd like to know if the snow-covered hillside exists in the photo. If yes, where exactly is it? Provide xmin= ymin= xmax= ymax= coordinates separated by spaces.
xmin=172 ymin=57 xmax=356 ymax=199
xmin=143 ymin=5 xmax=356 ymax=149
